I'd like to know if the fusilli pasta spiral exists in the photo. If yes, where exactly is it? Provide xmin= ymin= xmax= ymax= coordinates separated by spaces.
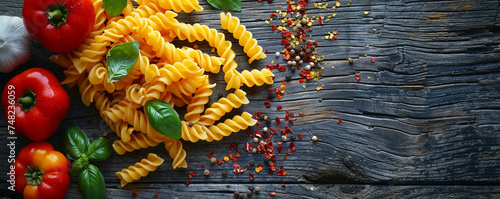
xmin=116 ymin=153 xmax=164 ymax=187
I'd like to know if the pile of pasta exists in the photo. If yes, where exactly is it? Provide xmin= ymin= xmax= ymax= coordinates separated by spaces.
xmin=49 ymin=0 xmax=274 ymax=185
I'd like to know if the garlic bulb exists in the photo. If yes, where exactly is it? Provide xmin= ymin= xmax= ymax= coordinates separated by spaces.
xmin=0 ymin=16 xmax=33 ymax=73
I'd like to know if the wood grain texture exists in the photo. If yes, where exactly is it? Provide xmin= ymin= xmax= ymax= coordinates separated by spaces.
xmin=1 ymin=0 xmax=500 ymax=198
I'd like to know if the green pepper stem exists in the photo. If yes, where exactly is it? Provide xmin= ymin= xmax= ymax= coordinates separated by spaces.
xmin=24 ymin=166 xmax=44 ymax=186
xmin=45 ymin=3 xmax=68 ymax=28
xmin=18 ymin=88 xmax=36 ymax=112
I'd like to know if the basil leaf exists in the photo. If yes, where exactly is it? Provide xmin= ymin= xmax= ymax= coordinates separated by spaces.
xmin=87 ymin=137 xmax=112 ymax=162
xmin=145 ymin=100 xmax=182 ymax=139
xmin=70 ymin=155 xmax=89 ymax=176
xmin=207 ymin=0 xmax=241 ymax=11
xmin=106 ymin=41 xmax=139 ymax=82
xmin=63 ymin=126 xmax=90 ymax=161
xmin=103 ymin=0 xmax=127 ymax=17
xmin=79 ymin=164 xmax=106 ymax=199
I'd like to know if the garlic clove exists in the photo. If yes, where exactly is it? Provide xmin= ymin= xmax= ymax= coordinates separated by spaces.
xmin=0 ymin=15 xmax=33 ymax=73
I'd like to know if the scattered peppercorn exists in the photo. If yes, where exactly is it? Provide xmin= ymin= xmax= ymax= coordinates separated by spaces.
xmin=239 ymin=193 xmax=245 ymax=199
xmin=281 ymin=135 xmax=287 ymax=142
xmin=210 ymin=157 xmax=216 ymax=164
xmin=234 ymin=191 xmax=240 ymax=198
xmin=263 ymin=127 xmax=269 ymax=132
xmin=255 ymin=186 xmax=261 ymax=194
xmin=312 ymin=136 xmax=318 ymax=141
xmin=204 ymin=169 xmax=210 ymax=176
xmin=252 ymin=148 xmax=257 ymax=153
xmin=222 ymin=170 xmax=228 ymax=178
xmin=249 ymin=160 xmax=255 ymax=166
xmin=188 ymin=122 xmax=194 ymax=127
xmin=218 ymin=93 xmax=224 ymax=99
xmin=285 ymin=74 xmax=292 ymax=81
xmin=254 ymin=137 xmax=259 ymax=143
xmin=290 ymin=135 xmax=296 ymax=141
xmin=348 ymin=57 xmax=354 ymax=64
xmin=249 ymin=186 xmax=255 ymax=191
xmin=247 ymin=189 xmax=253 ymax=196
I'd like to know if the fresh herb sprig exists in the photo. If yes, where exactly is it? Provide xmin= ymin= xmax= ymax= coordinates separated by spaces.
xmin=63 ymin=126 xmax=111 ymax=199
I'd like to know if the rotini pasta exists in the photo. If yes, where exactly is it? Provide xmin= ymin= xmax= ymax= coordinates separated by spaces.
xmin=220 ymin=12 xmax=267 ymax=64
xmin=51 ymin=0 xmax=273 ymax=171
xmin=113 ymin=133 xmax=164 ymax=155
xmin=116 ymin=153 xmax=164 ymax=187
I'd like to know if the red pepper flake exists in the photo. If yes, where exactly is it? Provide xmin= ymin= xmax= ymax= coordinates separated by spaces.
xmin=270 ymin=128 xmax=277 ymax=134
xmin=271 ymin=25 xmax=278 ymax=31
xmin=184 ymin=181 xmax=191 ymax=187
xmin=338 ymin=119 xmax=342 ymax=124
xmin=275 ymin=117 xmax=281 ymax=125
xmin=307 ymin=29 xmax=313 ymax=32
xmin=297 ymin=134 xmax=303 ymax=139
xmin=318 ymin=19 xmax=324 ymax=25
xmin=234 ymin=163 xmax=241 ymax=169
xmin=284 ymin=153 xmax=289 ymax=159
xmin=217 ymin=160 xmax=223 ymax=165
xmin=277 ymin=105 xmax=283 ymax=110
xmin=264 ymin=101 xmax=271 ymax=108
xmin=355 ymin=74 xmax=361 ymax=81
xmin=230 ymin=143 xmax=238 ymax=151
xmin=277 ymin=145 xmax=283 ymax=153
xmin=277 ymin=165 xmax=287 ymax=176
xmin=371 ymin=57 xmax=375 ymax=63
xmin=299 ymin=79 xmax=305 ymax=83
xmin=201 ymin=165 xmax=205 ymax=169
xmin=256 ymin=122 xmax=262 ymax=127
xmin=249 ymin=87 xmax=254 ymax=95
xmin=207 ymin=151 xmax=214 ymax=158
xmin=270 ymin=192 xmax=276 ymax=196
xmin=270 ymin=13 xmax=278 ymax=18
xmin=212 ymin=172 xmax=215 ymax=176
xmin=281 ymin=39 xmax=290 ymax=45
xmin=282 ymin=184 xmax=287 ymax=188
xmin=154 ymin=193 xmax=159 ymax=198
xmin=282 ymin=30 xmax=293 ymax=37
xmin=265 ymin=49 xmax=269 ymax=53
xmin=299 ymin=112 xmax=305 ymax=116
xmin=292 ymin=146 xmax=296 ymax=152
xmin=289 ymin=142 xmax=294 ymax=148
xmin=249 ymin=172 xmax=254 ymax=181
xmin=236 ymin=152 xmax=241 ymax=158
xmin=255 ymin=130 xmax=263 ymax=138
xmin=246 ymin=130 xmax=253 ymax=137
xmin=193 ymin=44 xmax=199 ymax=50
xmin=188 ymin=171 xmax=197 ymax=177
xmin=131 ymin=192 xmax=138 ymax=198
xmin=332 ymin=35 xmax=338 ymax=40
xmin=188 ymin=174 xmax=193 ymax=180
xmin=287 ymin=19 xmax=293 ymax=26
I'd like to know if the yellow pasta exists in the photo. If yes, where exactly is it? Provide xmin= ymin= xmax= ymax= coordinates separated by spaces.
xmin=113 ymin=133 xmax=164 ymax=155
xmin=51 ymin=0 xmax=273 ymax=171
xmin=116 ymin=153 xmax=164 ymax=187
xmin=182 ymin=112 xmax=257 ymax=142
xmin=138 ymin=0 xmax=203 ymax=13
xmin=220 ymin=12 xmax=267 ymax=63
xmin=198 ymin=89 xmax=249 ymax=126
xmin=164 ymin=137 xmax=188 ymax=169
xmin=185 ymin=78 xmax=215 ymax=123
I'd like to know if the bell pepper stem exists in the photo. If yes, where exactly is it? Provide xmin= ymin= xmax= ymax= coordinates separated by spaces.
xmin=45 ymin=3 xmax=68 ymax=28
xmin=25 ymin=166 xmax=44 ymax=186
xmin=18 ymin=88 xmax=36 ymax=112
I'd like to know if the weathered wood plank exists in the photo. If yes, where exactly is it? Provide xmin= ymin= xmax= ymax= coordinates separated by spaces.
xmin=1 ymin=0 xmax=500 ymax=198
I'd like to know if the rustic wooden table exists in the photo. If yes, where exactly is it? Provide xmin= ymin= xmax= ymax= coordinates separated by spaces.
xmin=2 ymin=0 xmax=500 ymax=198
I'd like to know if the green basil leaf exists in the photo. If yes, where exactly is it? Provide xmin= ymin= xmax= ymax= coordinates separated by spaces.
xmin=207 ymin=0 xmax=241 ymax=11
xmin=103 ymin=0 xmax=127 ymax=17
xmin=87 ymin=137 xmax=112 ymax=162
xmin=79 ymin=164 xmax=106 ymax=199
xmin=71 ymin=155 xmax=89 ymax=176
xmin=106 ymin=41 xmax=139 ymax=82
xmin=145 ymin=100 xmax=182 ymax=139
xmin=63 ymin=126 xmax=90 ymax=161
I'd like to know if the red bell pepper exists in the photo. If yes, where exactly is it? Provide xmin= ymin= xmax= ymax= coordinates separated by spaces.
xmin=14 ymin=142 xmax=71 ymax=199
xmin=2 ymin=68 xmax=70 ymax=141
xmin=22 ymin=0 xmax=95 ymax=53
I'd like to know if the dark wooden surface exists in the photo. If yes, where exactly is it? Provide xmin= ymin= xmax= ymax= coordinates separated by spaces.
xmin=2 ymin=0 xmax=500 ymax=198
